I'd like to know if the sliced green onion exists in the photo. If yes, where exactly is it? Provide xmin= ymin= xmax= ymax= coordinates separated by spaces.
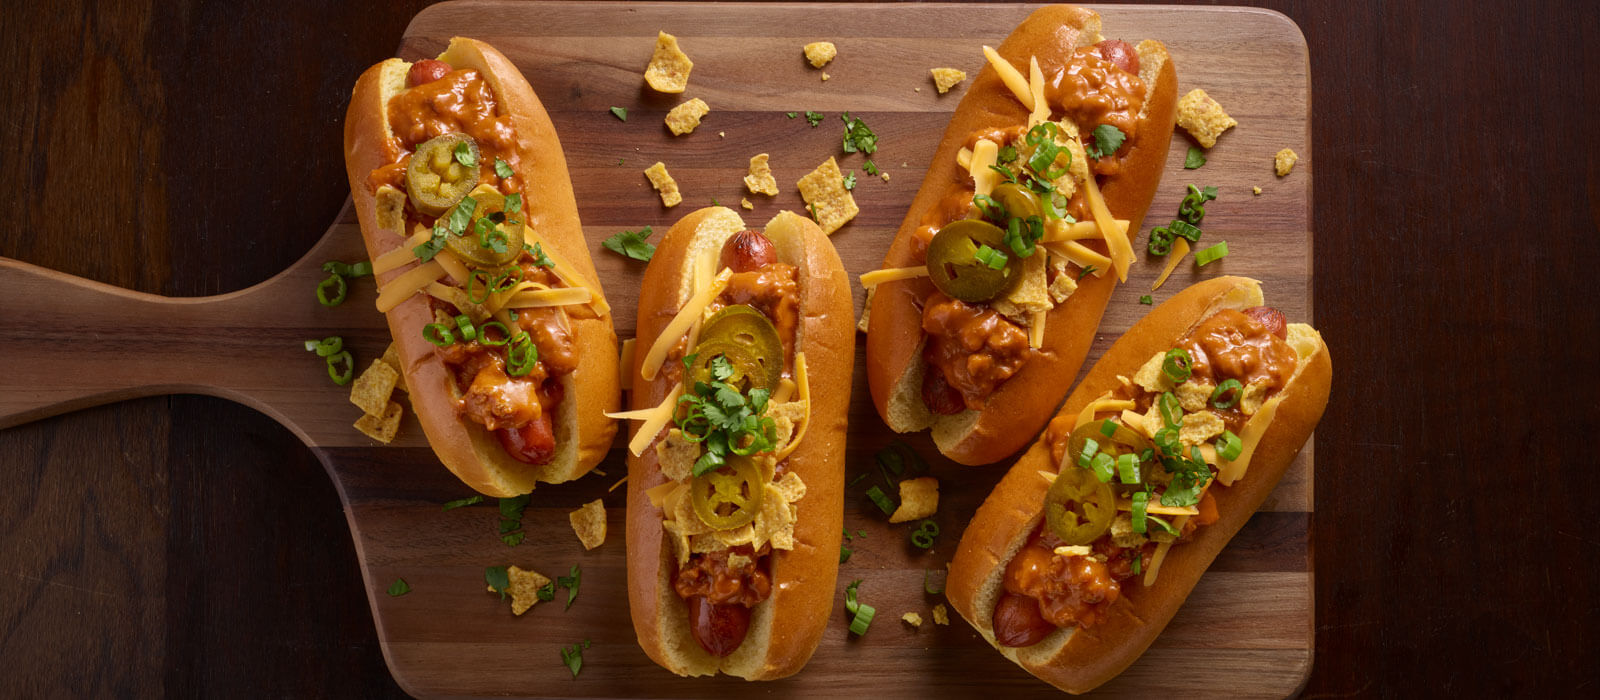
xmin=1090 ymin=452 xmax=1115 ymax=483
xmin=422 ymin=323 xmax=455 ymax=347
xmin=923 ymin=569 xmax=945 ymax=595
xmin=1131 ymin=491 xmax=1149 ymax=534
xmin=911 ymin=529 xmax=934 ymax=549
xmin=865 ymin=486 xmax=895 ymax=516
xmin=491 ymin=266 xmax=524 ymax=294
xmin=1195 ymin=241 xmax=1230 ymax=266
xmin=1147 ymin=226 xmax=1174 ymax=256
xmin=1217 ymin=430 xmax=1243 ymax=461
xmin=1076 ymin=437 xmax=1101 ymax=468
xmin=1117 ymin=453 xmax=1140 ymax=485
xmin=1169 ymin=219 xmax=1203 ymax=242
xmin=1158 ymin=392 xmax=1182 ymax=427
xmin=839 ymin=546 xmax=853 ymax=564
xmin=850 ymin=604 xmax=876 ymax=635
xmin=1099 ymin=419 xmax=1118 ymax=438
xmin=1210 ymin=379 xmax=1243 ymax=408
xmin=1162 ymin=348 xmax=1192 ymax=382
xmin=454 ymin=314 xmax=477 ymax=343
xmin=316 ymin=273 xmax=347 ymax=306
xmin=326 ymin=350 xmax=355 ymax=386
xmin=507 ymin=336 xmax=538 ymax=377
xmin=973 ymin=244 xmax=1008 ymax=270
xmin=478 ymin=321 xmax=511 ymax=346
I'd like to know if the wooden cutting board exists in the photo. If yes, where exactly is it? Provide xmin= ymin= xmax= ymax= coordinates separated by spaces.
xmin=0 ymin=2 xmax=1312 ymax=697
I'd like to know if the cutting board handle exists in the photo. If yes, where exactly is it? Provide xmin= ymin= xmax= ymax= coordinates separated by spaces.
xmin=0 ymin=210 xmax=383 ymax=439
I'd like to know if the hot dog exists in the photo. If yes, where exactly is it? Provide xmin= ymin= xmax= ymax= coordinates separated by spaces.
xmin=619 ymin=207 xmax=852 ymax=679
xmin=946 ymin=276 xmax=1332 ymax=693
xmin=863 ymin=5 xmax=1178 ymax=465
xmin=343 ymin=37 xmax=618 ymax=497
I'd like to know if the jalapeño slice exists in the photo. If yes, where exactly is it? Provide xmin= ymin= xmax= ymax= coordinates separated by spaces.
xmin=1044 ymin=464 xmax=1117 ymax=546
xmin=926 ymin=219 xmax=1022 ymax=302
xmin=690 ymin=455 xmax=766 ymax=530
xmin=406 ymin=133 xmax=481 ymax=216
xmin=442 ymin=187 xmax=522 ymax=267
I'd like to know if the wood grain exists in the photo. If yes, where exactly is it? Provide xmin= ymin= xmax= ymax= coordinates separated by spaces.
xmin=0 ymin=2 xmax=1313 ymax=697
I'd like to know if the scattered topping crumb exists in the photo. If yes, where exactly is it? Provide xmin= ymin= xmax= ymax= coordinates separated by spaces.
xmin=644 ymin=31 xmax=693 ymax=93
xmin=803 ymin=41 xmax=837 ymax=68
xmin=931 ymin=68 xmax=967 ymax=94
xmin=1176 ymin=88 xmax=1237 ymax=149
xmin=644 ymin=162 xmax=682 ymax=207
xmin=796 ymin=156 xmax=860 ymax=235
xmin=664 ymin=98 xmax=710 ymax=135
xmin=1275 ymin=148 xmax=1299 ymax=176
xmin=744 ymin=153 xmax=779 ymax=196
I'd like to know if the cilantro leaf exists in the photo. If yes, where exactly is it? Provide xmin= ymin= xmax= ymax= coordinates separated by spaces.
xmin=557 ymin=564 xmax=581 ymax=610
xmin=839 ymin=112 xmax=878 ymax=154
xmin=1184 ymin=146 xmax=1207 ymax=169
xmin=386 ymin=578 xmax=411 ymax=597
xmin=997 ymin=145 xmax=1018 ymax=163
xmin=609 ymin=106 xmax=627 ymax=121
xmin=494 ymin=158 xmax=514 ymax=179
xmin=786 ymin=111 xmax=798 ymax=119
xmin=862 ymin=160 xmax=880 ymax=176
xmin=560 ymin=640 xmax=591 ymax=677
xmin=536 ymin=582 xmax=556 ymax=602
xmin=842 ymin=172 xmax=857 ymax=190
xmin=501 ymin=532 xmax=525 ymax=547
xmin=805 ymin=110 xmax=825 ymax=127
xmin=528 ymin=242 xmax=554 ymax=268
xmin=485 ymin=566 xmax=510 ymax=600
xmin=1087 ymin=124 xmax=1127 ymax=159
xmin=602 ymin=226 xmax=656 ymax=262
xmin=499 ymin=494 xmax=531 ymax=520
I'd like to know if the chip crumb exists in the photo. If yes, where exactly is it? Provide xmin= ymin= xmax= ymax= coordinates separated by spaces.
xmin=915 ymin=87 xmax=922 ymax=93
xmin=719 ymin=131 xmax=725 ymax=138
xmin=378 ymin=343 xmax=407 ymax=394
xmin=644 ymin=162 xmax=682 ymax=207
xmin=1253 ymin=186 xmax=1263 ymax=195
xmin=931 ymin=68 xmax=967 ymax=94
xmin=644 ymin=31 xmax=693 ymax=93
xmin=350 ymin=360 xmax=399 ymax=417
xmin=889 ymin=476 xmax=938 ymax=523
xmin=1275 ymin=148 xmax=1299 ymax=177
xmin=353 ymin=400 xmax=403 ymax=443
xmin=902 ymin=612 xmax=924 ymax=628
xmin=744 ymin=153 xmax=779 ymax=196
xmin=796 ymin=156 xmax=859 ymax=235
xmin=740 ymin=197 xmax=754 ymax=210
xmin=664 ymin=98 xmax=710 ymax=136
xmin=569 ymin=499 xmax=607 ymax=550
xmin=881 ymin=172 xmax=891 ymax=182
xmin=821 ymin=72 xmax=830 ymax=82
xmin=1176 ymin=88 xmax=1237 ymax=149
xmin=488 ymin=565 xmax=551 ymax=616
xmin=932 ymin=603 xmax=950 ymax=625
xmin=803 ymin=41 xmax=836 ymax=68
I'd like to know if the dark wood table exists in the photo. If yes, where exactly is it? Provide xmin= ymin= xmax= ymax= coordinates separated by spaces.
xmin=2 ymin=0 xmax=1595 ymax=696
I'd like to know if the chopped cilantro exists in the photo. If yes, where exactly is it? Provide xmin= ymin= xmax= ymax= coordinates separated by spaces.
xmin=839 ymin=112 xmax=878 ymax=154
xmin=501 ymin=532 xmax=525 ymax=547
xmin=528 ymin=242 xmax=554 ymax=268
xmin=786 ymin=111 xmax=798 ymax=119
xmin=804 ymin=110 xmax=825 ymax=127
xmin=839 ymin=546 xmax=853 ymax=564
xmin=1086 ymin=124 xmax=1127 ymax=159
xmin=609 ymin=106 xmax=627 ymax=121
xmin=603 ymin=226 xmax=656 ymax=262
xmin=674 ymin=353 xmax=778 ymax=478
xmin=537 ymin=582 xmax=556 ymax=601
xmin=862 ymin=160 xmax=880 ymax=176
xmin=441 ymin=495 xmax=483 ymax=511
xmin=1077 ymin=266 xmax=1099 ymax=281
xmin=997 ymin=145 xmax=1018 ymax=163
xmin=1184 ymin=146 xmax=1207 ymax=169
xmin=1139 ymin=294 xmax=1154 ymax=305
xmin=485 ymin=566 xmax=510 ymax=600
xmin=557 ymin=564 xmax=581 ymax=610
xmin=386 ymin=578 xmax=411 ymax=597
xmin=864 ymin=486 xmax=895 ymax=516
xmin=560 ymin=640 xmax=591 ymax=677
xmin=842 ymin=173 xmax=857 ymax=190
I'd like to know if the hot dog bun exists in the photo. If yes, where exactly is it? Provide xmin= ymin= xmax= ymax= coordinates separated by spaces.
xmin=626 ymin=207 xmax=852 ymax=679
xmin=866 ymin=5 xmax=1178 ymax=465
xmin=946 ymin=276 xmax=1332 ymax=693
xmin=343 ymin=38 xmax=618 ymax=497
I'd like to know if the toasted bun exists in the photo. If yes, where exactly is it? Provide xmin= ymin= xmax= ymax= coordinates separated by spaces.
xmin=866 ymin=5 xmax=1179 ymax=466
xmin=946 ymin=276 xmax=1332 ymax=693
xmin=626 ymin=207 xmax=852 ymax=679
xmin=343 ymin=38 xmax=617 ymax=497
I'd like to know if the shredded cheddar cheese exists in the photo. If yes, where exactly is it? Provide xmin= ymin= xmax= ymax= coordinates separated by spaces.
xmin=982 ymin=46 xmax=1032 ymax=110
xmin=640 ymin=268 xmax=733 ymax=380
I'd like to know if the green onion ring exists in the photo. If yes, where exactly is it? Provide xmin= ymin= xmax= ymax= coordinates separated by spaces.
xmin=1211 ymin=379 xmax=1243 ymax=408
xmin=316 ymin=273 xmax=347 ymax=307
xmin=422 ymin=323 xmax=455 ymax=347
xmin=326 ymin=350 xmax=355 ymax=386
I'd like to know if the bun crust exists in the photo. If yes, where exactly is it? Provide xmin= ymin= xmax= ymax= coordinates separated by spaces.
xmin=947 ymin=276 xmax=1332 ymax=693
xmin=343 ymin=38 xmax=617 ymax=497
xmin=626 ymin=208 xmax=852 ymax=679
xmin=866 ymin=4 xmax=1179 ymax=466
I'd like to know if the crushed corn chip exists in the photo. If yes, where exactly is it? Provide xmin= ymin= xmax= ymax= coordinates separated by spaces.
xmin=1176 ymin=88 xmax=1237 ymax=149
xmin=932 ymin=603 xmax=950 ymax=625
xmin=350 ymin=360 xmax=398 ymax=417
xmin=902 ymin=612 xmax=924 ymax=628
xmin=821 ymin=72 xmax=830 ymax=82
xmin=569 ymin=499 xmax=607 ymax=550
xmin=487 ymin=565 xmax=551 ymax=616
xmin=931 ymin=68 xmax=967 ymax=94
xmin=378 ymin=343 xmax=407 ymax=394
xmin=644 ymin=31 xmax=693 ymax=93
xmin=744 ymin=153 xmax=779 ymax=196
xmin=665 ymin=98 xmax=710 ymax=136
xmin=1253 ymin=186 xmax=1263 ymax=195
xmin=803 ymin=41 xmax=836 ymax=68
xmin=644 ymin=162 xmax=682 ymax=207
xmin=889 ymin=476 xmax=939 ymax=523
xmin=1275 ymin=148 xmax=1299 ymax=176
xmin=353 ymin=400 xmax=403 ymax=443
xmin=796 ymin=156 xmax=859 ymax=235
xmin=740 ymin=197 xmax=754 ymax=210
